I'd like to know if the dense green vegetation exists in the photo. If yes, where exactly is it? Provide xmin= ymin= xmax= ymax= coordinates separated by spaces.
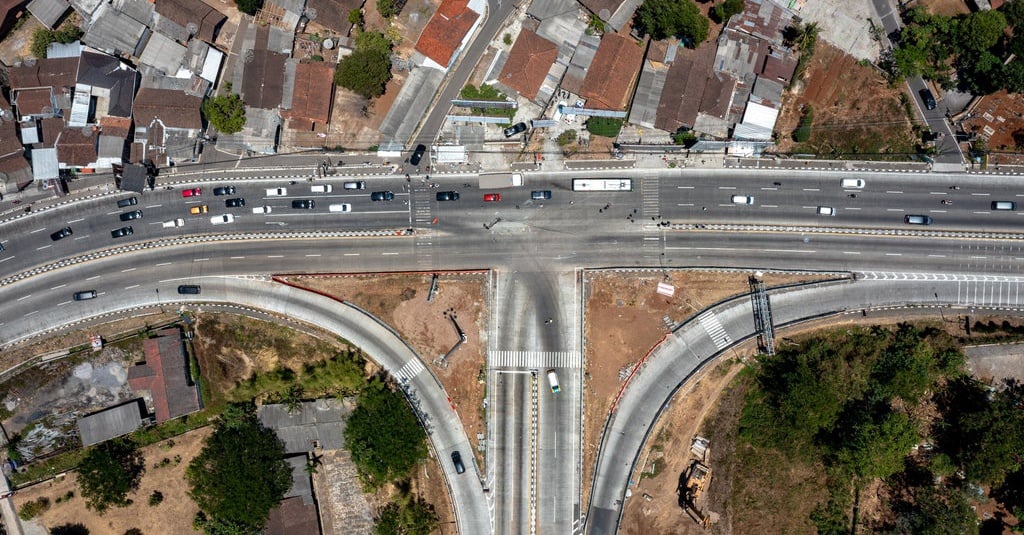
xmin=76 ymin=438 xmax=145 ymax=513
xmin=885 ymin=4 xmax=1024 ymax=94
xmin=377 ymin=0 xmax=397 ymax=18
xmin=585 ymin=117 xmax=623 ymax=138
xmin=739 ymin=324 xmax=1024 ymax=532
xmin=31 ymin=23 xmax=83 ymax=59
xmin=784 ymin=22 xmax=819 ymax=86
xmin=459 ymin=84 xmax=515 ymax=121
xmin=335 ymin=31 xmax=394 ymax=99
xmin=234 ymin=0 xmax=262 ymax=15
xmin=374 ymin=494 xmax=439 ymax=535
xmin=202 ymin=83 xmax=246 ymax=135
xmin=231 ymin=348 xmax=366 ymax=402
xmin=186 ymin=404 xmax=291 ymax=534
xmin=345 ymin=377 xmax=428 ymax=489
xmin=712 ymin=0 xmax=745 ymax=24
xmin=633 ymin=0 xmax=709 ymax=46
xmin=793 ymin=106 xmax=814 ymax=142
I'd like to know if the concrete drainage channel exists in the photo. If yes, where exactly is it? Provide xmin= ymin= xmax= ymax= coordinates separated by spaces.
xmin=0 ymin=229 xmax=416 ymax=288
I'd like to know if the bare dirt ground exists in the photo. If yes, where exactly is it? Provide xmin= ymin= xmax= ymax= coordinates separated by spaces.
xmin=0 ymin=16 xmax=44 ymax=65
xmin=581 ymin=270 xmax=841 ymax=509
xmin=961 ymin=90 xmax=1024 ymax=166
xmin=920 ymin=0 xmax=971 ymax=16
xmin=774 ymin=43 xmax=917 ymax=157
xmin=17 ymin=427 xmax=211 ymax=535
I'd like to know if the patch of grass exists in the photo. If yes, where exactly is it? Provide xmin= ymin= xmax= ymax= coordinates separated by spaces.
xmin=459 ymin=84 xmax=515 ymax=121
xmin=586 ymin=117 xmax=623 ymax=138
xmin=18 ymin=496 xmax=50 ymax=520
xmin=230 ymin=348 xmax=367 ymax=402
xmin=10 ymin=449 xmax=86 ymax=487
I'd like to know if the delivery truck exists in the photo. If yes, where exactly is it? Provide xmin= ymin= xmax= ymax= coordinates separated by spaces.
xmin=478 ymin=173 xmax=523 ymax=189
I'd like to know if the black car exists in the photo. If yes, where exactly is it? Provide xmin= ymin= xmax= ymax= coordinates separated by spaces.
xmin=177 ymin=284 xmax=201 ymax=295
xmin=291 ymin=199 xmax=315 ymax=209
xmin=410 ymin=144 xmax=427 ymax=166
xmin=50 ymin=227 xmax=73 ymax=241
xmin=531 ymin=190 xmax=552 ymax=200
xmin=213 ymin=186 xmax=236 ymax=196
xmin=503 ymin=122 xmax=527 ymax=138
xmin=116 ymin=197 xmax=138 ymax=208
xmin=225 ymin=198 xmax=246 ymax=208
xmin=119 ymin=209 xmax=143 ymax=221
xmin=370 ymin=191 xmax=395 ymax=202
xmin=451 ymin=451 xmax=466 ymax=474
xmin=72 ymin=290 xmax=98 ymax=301
xmin=111 ymin=226 xmax=134 ymax=238
xmin=919 ymin=88 xmax=937 ymax=110
xmin=436 ymin=191 xmax=460 ymax=201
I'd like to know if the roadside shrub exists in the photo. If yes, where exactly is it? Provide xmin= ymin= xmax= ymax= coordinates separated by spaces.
xmin=18 ymin=496 xmax=50 ymax=520
xmin=556 ymin=130 xmax=578 ymax=146
xmin=148 ymin=490 xmax=164 ymax=506
xmin=793 ymin=106 xmax=814 ymax=143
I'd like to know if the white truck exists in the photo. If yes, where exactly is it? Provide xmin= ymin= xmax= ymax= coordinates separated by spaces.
xmin=546 ymin=369 xmax=561 ymax=394
xmin=478 ymin=173 xmax=523 ymax=189
xmin=161 ymin=218 xmax=184 ymax=228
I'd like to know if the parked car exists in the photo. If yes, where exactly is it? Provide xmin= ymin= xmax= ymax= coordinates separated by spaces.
xmin=291 ymin=199 xmax=315 ymax=209
xmin=210 ymin=214 xmax=235 ymax=225
xmin=189 ymin=205 xmax=209 ymax=215
xmin=50 ymin=227 xmax=73 ymax=241
xmin=503 ymin=122 xmax=527 ymax=138
xmin=213 ymin=186 xmax=236 ymax=196
xmin=436 ymin=191 xmax=460 ymax=201
xmin=531 ymin=190 xmax=552 ymax=200
xmin=266 ymin=188 xmax=288 ymax=196
xmin=410 ymin=144 xmax=427 ymax=166
xmin=370 ymin=191 xmax=394 ymax=202
xmin=111 ymin=226 xmax=134 ymax=238
xmin=181 ymin=188 xmax=202 ymax=197
xmin=483 ymin=193 xmax=501 ymax=202
xmin=116 ymin=197 xmax=137 ymax=208
xmin=225 ymin=198 xmax=245 ymax=208
xmin=72 ymin=290 xmax=97 ymax=301
xmin=177 ymin=285 xmax=201 ymax=295
xmin=252 ymin=206 xmax=272 ymax=214
xmin=119 ymin=210 xmax=143 ymax=221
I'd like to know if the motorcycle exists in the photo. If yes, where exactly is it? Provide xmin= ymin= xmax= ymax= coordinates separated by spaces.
xmin=941 ymin=199 xmax=952 ymax=205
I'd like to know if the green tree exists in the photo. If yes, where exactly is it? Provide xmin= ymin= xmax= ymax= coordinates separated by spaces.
xmin=634 ymin=0 xmax=709 ymax=45
xmin=936 ymin=378 xmax=1024 ymax=485
xmin=956 ymin=10 xmax=1006 ymax=52
xmin=186 ymin=404 xmax=291 ymax=533
xmin=335 ymin=32 xmax=393 ymax=99
xmin=893 ymin=486 xmax=979 ymax=535
xmin=374 ymin=496 xmax=439 ymax=535
xmin=348 ymin=8 xmax=364 ymax=29
xmin=49 ymin=525 xmax=89 ymax=535
xmin=556 ymin=130 xmax=577 ymax=146
xmin=345 ymin=377 xmax=427 ymax=488
xmin=202 ymin=83 xmax=246 ymax=134
xmin=30 ymin=23 xmax=83 ymax=59
xmin=712 ymin=0 xmax=745 ymax=24
xmin=234 ymin=0 xmax=262 ymax=15
xmin=377 ymin=0 xmax=397 ymax=18
xmin=76 ymin=438 xmax=145 ymax=513
xmin=832 ymin=410 xmax=919 ymax=481
xmin=123 ymin=530 xmax=144 ymax=535
xmin=793 ymin=106 xmax=814 ymax=142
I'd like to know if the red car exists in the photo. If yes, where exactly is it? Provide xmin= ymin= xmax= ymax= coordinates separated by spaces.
xmin=483 ymin=193 xmax=501 ymax=202
xmin=181 ymin=188 xmax=202 ymax=198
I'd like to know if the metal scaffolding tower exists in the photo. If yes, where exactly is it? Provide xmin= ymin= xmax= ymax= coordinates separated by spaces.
xmin=749 ymin=277 xmax=775 ymax=355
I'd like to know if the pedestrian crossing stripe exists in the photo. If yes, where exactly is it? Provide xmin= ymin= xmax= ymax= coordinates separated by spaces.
xmin=697 ymin=310 xmax=731 ymax=350
xmin=395 ymin=358 xmax=426 ymax=382
xmin=489 ymin=351 xmax=582 ymax=369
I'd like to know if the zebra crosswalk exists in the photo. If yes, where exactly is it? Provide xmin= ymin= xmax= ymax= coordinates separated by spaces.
xmin=489 ymin=351 xmax=582 ymax=369
xmin=697 ymin=310 xmax=731 ymax=350
xmin=395 ymin=358 xmax=426 ymax=383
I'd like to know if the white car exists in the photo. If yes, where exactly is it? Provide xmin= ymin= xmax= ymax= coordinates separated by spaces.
xmin=311 ymin=184 xmax=333 ymax=193
xmin=817 ymin=206 xmax=835 ymax=216
xmin=252 ymin=206 xmax=272 ymax=214
xmin=161 ymin=218 xmax=185 ymax=228
xmin=266 ymin=188 xmax=288 ymax=196
xmin=210 ymin=214 xmax=235 ymax=225
xmin=731 ymin=195 xmax=754 ymax=205
xmin=840 ymin=178 xmax=865 ymax=189
xmin=328 ymin=203 xmax=352 ymax=213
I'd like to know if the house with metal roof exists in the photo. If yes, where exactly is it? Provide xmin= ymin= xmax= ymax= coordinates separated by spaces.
xmin=77 ymin=398 xmax=147 ymax=447
xmin=127 ymin=327 xmax=201 ymax=423
xmin=27 ymin=0 xmax=69 ymax=29
xmin=257 ymin=399 xmax=350 ymax=454
xmin=577 ymin=0 xmax=641 ymax=32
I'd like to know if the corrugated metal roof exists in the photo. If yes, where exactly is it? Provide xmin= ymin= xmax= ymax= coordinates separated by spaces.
xmin=32 ymin=147 xmax=59 ymax=179
xmin=77 ymin=399 xmax=145 ymax=447
xmin=257 ymin=399 xmax=350 ymax=454
xmin=139 ymin=31 xmax=187 ymax=76
xmin=27 ymin=0 xmax=70 ymax=29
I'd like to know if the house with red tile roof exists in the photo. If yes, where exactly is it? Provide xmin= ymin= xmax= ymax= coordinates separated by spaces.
xmin=497 ymin=29 xmax=559 ymax=103
xmin=128 ymin=327 xmax=200 ymax=423
xmin=282 ymin=62 xmax=334 ymax=131
xmin=578 ymin=31 xmax=646 ymax=111
xmin=414 ymin=0 xmax=483 ymax=71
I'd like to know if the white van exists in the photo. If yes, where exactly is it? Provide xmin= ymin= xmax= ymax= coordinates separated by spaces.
xmin=546 ymin=369 xmax=561 ymax=393
xmin=343 ymin=181 xmax=366 ymax=190
xmin=311 ymin=184 xmax=333 ymax=193
xmin=161 ymin=218 xmax=185 ymax=228
xmin=840 ymin=178 xmax=865 ymax=189
xmin=328 ymin=203 xmax=352 ymax=213
xmin=266 ymin=188 xmax=287 ymax=196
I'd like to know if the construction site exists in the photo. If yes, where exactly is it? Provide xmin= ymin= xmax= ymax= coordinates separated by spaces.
xmin=678 ymin=436 xmax=716 ymax=529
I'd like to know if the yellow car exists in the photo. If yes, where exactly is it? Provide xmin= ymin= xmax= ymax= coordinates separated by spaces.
xmin=189 ymin=205 xmax=209 ymax=215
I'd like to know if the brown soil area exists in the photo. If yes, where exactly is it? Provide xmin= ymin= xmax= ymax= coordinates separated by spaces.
xmin=581 ymin=270 xmax=842 ymax=509
xmin=0 ymin=16 xmax=44 ymax=65
xmin=962 ymin=90 xmax=1024 ymax=166
xmin=774 ymin=42 xmax=916 ymax=156
xmin=16 ymin=427 xmax=212 ymax=535
xmin=920 ymin=0 xmax=971 ymax=16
